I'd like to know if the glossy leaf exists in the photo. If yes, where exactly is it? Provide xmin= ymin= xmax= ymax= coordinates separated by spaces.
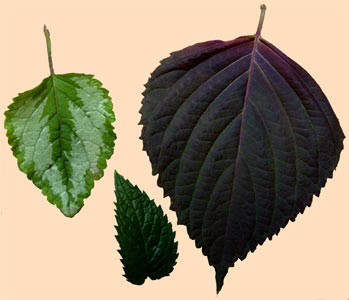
xmin=4 ymin=26 xmax=116 ymax=217
xmin=114 ymin=171 xmax=178 ymax=284
xmin=140 ymin=5 xmax=344 ymax=293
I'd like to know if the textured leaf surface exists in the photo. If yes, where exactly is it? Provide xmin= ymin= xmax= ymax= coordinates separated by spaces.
xmin=114 ymin=171 xmax=178 ymax=284
xmin=5 ymin=73 xmax=115 ymax=217
xmin=4 ymin=26 xmax=116 ymax=217
xmin=140 ymin=6 xmax=344 ymax=292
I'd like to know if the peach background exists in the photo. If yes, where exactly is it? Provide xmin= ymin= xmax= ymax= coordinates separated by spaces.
xmin=0 ymin=0 xmax=348 ymax=299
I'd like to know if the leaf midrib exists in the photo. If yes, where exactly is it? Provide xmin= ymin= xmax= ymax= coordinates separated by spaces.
xmin=219 ymin=33 xmax=262 ymax=268
xmin=50 ymin=74 xmax=70 ymax=206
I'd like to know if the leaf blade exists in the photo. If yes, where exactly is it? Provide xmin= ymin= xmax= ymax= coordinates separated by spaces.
xmin=114 ymin=171 xmax=178 ymax=284
xmin=140 ymin=34 xmax=344 ymax=293
xmin=5 ymin=73 xmax=116 ymax=217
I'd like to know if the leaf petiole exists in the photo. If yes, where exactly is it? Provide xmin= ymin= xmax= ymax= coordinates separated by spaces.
xmin=256 ymin=4 xmax=267 ymax=37
xmin=43 ymin=25 xmax=55 ymax=75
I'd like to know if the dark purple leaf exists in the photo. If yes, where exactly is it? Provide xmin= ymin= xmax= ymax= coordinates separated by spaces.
xmin=139 ymin=4 xmax=344 ymax=293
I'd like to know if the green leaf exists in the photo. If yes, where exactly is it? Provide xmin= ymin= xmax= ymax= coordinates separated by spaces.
xmin=4 ymin=26 xmax=116 ymax=217
xmin=114 ymin=171 xmax=178 ymax=285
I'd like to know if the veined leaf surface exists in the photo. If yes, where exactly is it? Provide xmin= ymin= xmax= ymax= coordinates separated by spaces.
xmin=114 ymin=171 xmax=178 ymax=284
xmin=4 ymin=26 xmax=116 ymax=217
xmin=140 ymin=5 xmax=344 ymax=292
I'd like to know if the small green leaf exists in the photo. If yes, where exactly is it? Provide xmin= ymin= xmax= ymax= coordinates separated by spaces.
xmin=4 ymin=26 xmax=116 ymax=217
xmin=114 ymin=171 xmax=178 ymax=285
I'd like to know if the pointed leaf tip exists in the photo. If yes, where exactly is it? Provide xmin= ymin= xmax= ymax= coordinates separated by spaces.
xmin=215 ymin=266 xmax=228 ymax=294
